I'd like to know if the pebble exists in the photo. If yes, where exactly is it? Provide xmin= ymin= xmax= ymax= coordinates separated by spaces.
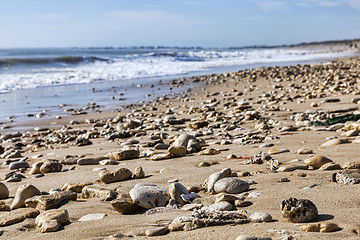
xmin=35 ymin=209 xmax=70 ymax=232
xmin=259 ymin=143 xmax=274 ymax=148
xmin=111 ymin=200 xmax=139 ymax=214
xmin=133 ymin=167 xmax=145 ymax=179
xmin=169 ymin=182 xmax=189 ymax=206
xmin=318 ymin=162 xmax=341 ymax=170
xmin=207 ymin=201 xmax=233 ymax=211
xmin=9 ymin=161 xmax=29 ymax=170
xmin=168 ymin=145 xmax=187 ymax=157
xmin=99 ymin=168 xmax=132 ymax=184
xmin=297 ymin=148 xmax=313 ymax=154
xmin=40 ymin=160 xmax=62 ymax=173
xmin=300 ymin=222 xmax=340 ymax=232
xmin=206 ymin=168 xmax=232 ymax=194
xmin=249 ymin=212 xmax=273 ymax=222
xmin=267 ymin=148 xmax=289 ymax=155
xmin=0 ymin=183 xmax=9 ymax=199
xmin=145 ymin=226 xmax=169 ymax=236
xmin=78 ymin=213 xmax=107 ymax=222
xmin=236 ymin=235 xmax=272 ymax=240
xmin=321 ymin=138 xmax=348 ymax=147
xmin=106 ymin=148 xmax=140 ymax=161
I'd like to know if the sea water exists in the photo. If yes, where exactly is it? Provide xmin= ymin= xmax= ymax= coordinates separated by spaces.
xmin=0 ymin=47 xmax=357 ymax=125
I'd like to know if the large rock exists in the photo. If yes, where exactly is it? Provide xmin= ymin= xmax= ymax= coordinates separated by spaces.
xmin=304 ymin=156 xmax=333 ymax=169
xmin=206 ymin=168 xmax=232 ymax=194
xmin=213 ymin=177 xmax=249 ymax=194
xmin=35 ymin=209 xmax=70 ymax=233
xmin=25 ymin=191 xmax=77 ymax=211
xmin=11 ymin=184 xmax=41 ymax=210
xmin=82 ymin=185 xmax=117 ymax=201
xmin=169 ymin=182 xmax=189 ymax=206
xmin=40 ymin=160 xmax=62 ymax=173
xmin=281 ymin=198 xmax=318 ymax=223
xmin=0 ymin=208 xmax=39 ymax=226
xmin=99 ymin=168 xmax=132 ymax=184
xmin=129 ymin=183 xmax=169 ymax=209
xmin=0 ymin=183 xmax=9 ymax=199
xmin=106 ymin=148 xmax=139 ymax=161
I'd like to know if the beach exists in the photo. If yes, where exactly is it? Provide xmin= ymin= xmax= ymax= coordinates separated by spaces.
xmin=1 ymin=43 xmax=360 ymax=239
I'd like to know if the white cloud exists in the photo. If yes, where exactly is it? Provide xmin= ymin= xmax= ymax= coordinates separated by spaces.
xmin=343 ymin=0 xmax=360 ymax=10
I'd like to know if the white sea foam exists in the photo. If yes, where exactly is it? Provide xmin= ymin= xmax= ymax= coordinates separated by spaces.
xmin=0 ymin=48 xmax=354 ymax=93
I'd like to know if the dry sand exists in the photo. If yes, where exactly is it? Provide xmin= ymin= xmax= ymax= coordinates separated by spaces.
xmin=1 ymin=56 xmax=360 ymax=240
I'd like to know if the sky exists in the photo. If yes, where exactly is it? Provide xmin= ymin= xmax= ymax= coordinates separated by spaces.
xmin=0 ymin=0 xmax=359 ymax=48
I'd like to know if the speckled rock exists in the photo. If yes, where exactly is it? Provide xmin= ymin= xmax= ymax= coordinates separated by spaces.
xmin=99 ymin=168 xmax=132 ymax=184
xmin=281 ymin=197 xmax=318 ymax=223
xmin=11 ymin=184 xmax=41 ymax=210
xmin=35 ymin=209 xmax=70 ymax=232
xmin=0 ymin=183 xmax=9 ymax=199
xmin=335 ymin=170 xmax=360 ymax=184
xmin=129 ymin=183 xmax=169 ymax=209
xmin=304 ymin=156 xmax=333 ymax=169
xmin=213 ymin=177 xmax=249 ymax=194
xmin=169 ymin=182 xmax=189 ymax=206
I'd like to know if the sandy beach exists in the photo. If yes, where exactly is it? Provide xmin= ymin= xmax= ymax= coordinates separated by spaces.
xmin=1 ymin=52 xmax=360 ymax=240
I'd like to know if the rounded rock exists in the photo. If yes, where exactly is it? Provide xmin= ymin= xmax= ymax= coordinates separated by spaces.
xmin=40 ymin=160 xmax=62 ymax=173
xmin=0 ymin=182 xmax=9 ymax=199
xmin=213 ymin=177 xmax=249 ymax=194
xmin=11 ymin=184 xmax=41 ymax=210
xmin=304 ymin=156 xmax=333 ymax=169
xmin=169 ymin=182 xmax=189 ymax=206
xmin=129 ymin=183 xmax=169 ymax=209
xmin=249 ymin=212 xmax=273 ymax=222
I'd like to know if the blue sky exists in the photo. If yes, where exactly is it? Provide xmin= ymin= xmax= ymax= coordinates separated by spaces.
xmin=0 ymin=0 xmax=359 ymax=48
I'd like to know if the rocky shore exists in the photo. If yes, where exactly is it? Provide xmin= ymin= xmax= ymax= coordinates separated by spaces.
xmin=1 ymin=56 xmax=360 ymax=239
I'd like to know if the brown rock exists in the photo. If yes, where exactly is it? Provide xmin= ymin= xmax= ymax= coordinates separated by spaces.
xmin=133 ymin=167 xmax=145 ymax=179
xmin=82 ymin=185 xmax=117 ymax=201
xmin=61 ymin=182 xmax=93 ymax=193
xmin=321 ymin=139 xmax=348 ymax=147
xmin=25 ymin=191 xmax=77 ymax=211
xmin=29 ymin=162 xmax=43 ymax=175
xmin=106 ymin=149 xmax=139 ymax=161
xmin=0 ymin=208 xmax=39 ymax=226
xmin=11 ymin=184 xmax=41 ymax=210
xmin=35 ymin=209 xmax=70 ymax=233
xmin=304 ymin=156 xmax=333 ymax=169
xmin=168 ymin=146 xmax=186 ymax=157
xmin=343 ymin=162 xmax=360 ymax=169
xmin=318 ymin=162 xmax=341 ymax=171
xmin=39 ymin=160 xmax=62 ymax=173
xmin=198 ymin=148 xmax=220 ymax=155
xmin=111 ymin=200 xmax=139 ymax=214
xmin=281 ymin=197 xmax=318 ymax=223
xmin=268 ymin=148 xmax=290 ymax=155
xmin=297 ymin=148 xmax=313 ymax=154
xmin=99 ymin=168 xmax=132 ymax=184
xmin=0 ymin=183 xmax=9 ymax=199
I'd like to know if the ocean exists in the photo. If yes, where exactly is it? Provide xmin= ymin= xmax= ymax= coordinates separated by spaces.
xmin=0 ymin=47 xmax=357 ymax=127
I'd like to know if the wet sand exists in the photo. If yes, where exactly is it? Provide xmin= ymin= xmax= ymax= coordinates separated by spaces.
xmin=1 ymin=55 xmax=360 ymax=240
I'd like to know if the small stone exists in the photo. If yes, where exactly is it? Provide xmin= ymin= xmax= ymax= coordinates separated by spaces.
xmin=0 ymin=208 xmax=39 ymax=226
xmin=111 ymin=200 xmax=139 ymax=214
xmin=29 ymin=162 xmax=43 ymax=175
xmin=9 ymin=161 xmax=30 ymax=170
xmin=249 ymin=212 xmax=272 ymax=222
xmin=181 ymin=203 xmax=203 ymax=211
xmin=99 ymin=168 xmax=132 ymax=184
xmin=78 ymin=213 xmax=107 ymax=222
xmin=198 ymin=148 xmax=220 ymax=155
xmin=215 ymin=194 xmax=240 ymax=203
xmin=213 ymin=177 xmax=249 ymax=194
xmin=259 ymin=143 xmax=274 ymax=148
xmin=267 ymin=148 xmax=289 ymax=155
xmin=150 ymin=153 xmax=172 ymax=161
xmin=133 ymin=167 xmax=145 ymax=179
xmin=0 ymin=183 xmax=9 ymax=199
xmin=318 ymin=162 xmax=341 ymax=171
xmin=39 ymin=160 xmax=62 ymax=173
xmin=207 ymin=201 xmax=233 ymax=211
xmin=206 ymin=168 xmax=232 ymax=194
xmin=198 ymin=162 xmax=211 ymax=167
xmin=169 ymin=182 xmax=189 ymax=206
xmin=300 ymin=223 xmax=320 ymax=232
xmin=82 ymin=185 xmax=117 ymax=201
xmin=236 ymin=235 xmax=272 ymax=240
xmin=304 ymin=156 xmax=333 ymax=169
xmin=279 ymin=177 xmax=290 ymax=182
xmin=61 ymin=182 xmax=93 ymax=193
xmin=99 ymin=159 xmax=118 ymax=165
xmin=297 ymin=148 xmax=313 ymax=154
xmin=234 ymin=200 xmax=253 ymax=207
xmin=145 ymin=226 xmax=169 ymax=236
xmin=343 ymin=129 xmax=359 ymax=137
xmin=168 ymin=146 xmax=186 ymax=157
xmin=77 ymin=157 xmax=101 ymax=165
xmin=35 ymin=209 xmax=70 ymax=232
xmin=321 ymin=139 xmax=348 ymax=147
xmin=300 ymin=222 xmax=340 ymax=232
xmin=343 ymin=162 xmax=360 ymax=169
xmin=172 ymin=134 xmax=196 ymax=148
xmin=106 ymin=149 xmax=140 ymax=161
xmin=154 ymin=143 xmax=169 ymax=150
xmin=11 ymin=184 xmax=41 ymax=210
xmin=281 ymin=197 xmax=318 ymax=223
